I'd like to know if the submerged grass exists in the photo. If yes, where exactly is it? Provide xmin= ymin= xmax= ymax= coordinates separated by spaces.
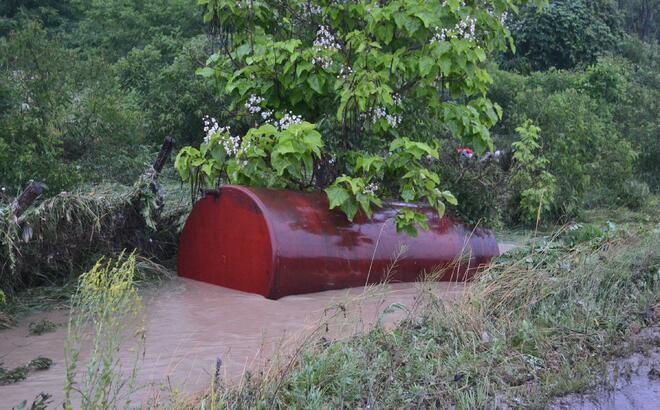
xmin=0 ymin=357 xmax=53 ymax=385
xmin=180 ymin=226 xmax=658 ymax=409
xmin=0 ymin=254 xmax=173 ymax=329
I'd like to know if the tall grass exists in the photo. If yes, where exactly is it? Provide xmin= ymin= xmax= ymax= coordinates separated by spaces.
xmin=64 ymin=252 xmax=145 ymax=410
xmin=183 ymin=227 xmax=658 ymax=409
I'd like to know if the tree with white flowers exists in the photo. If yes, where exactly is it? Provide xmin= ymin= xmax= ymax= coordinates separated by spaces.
xmin=177 ymin=0 xmax=545 ymax=234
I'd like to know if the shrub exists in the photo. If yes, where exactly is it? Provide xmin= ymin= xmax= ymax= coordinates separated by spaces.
xmin=618 ymin=180 xmax=651 ymax=210
xmin=504 ymin=0 xmax=623 ymax=71
xmin=490 ymin=67 xmax=637 ymax=217
xmin=508 ymin=121 xmax=556 ymax=224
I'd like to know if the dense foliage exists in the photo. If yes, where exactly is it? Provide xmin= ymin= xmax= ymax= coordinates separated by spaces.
xmin=0 ymin=0 xmax=220 ymax=193
xmin=504 ymin=0 xmax=622 ymax=71
xmin=1 ymin=0 xmax=658 ymax=229
xmin=176 ymin=0 xmax=548 ymax=233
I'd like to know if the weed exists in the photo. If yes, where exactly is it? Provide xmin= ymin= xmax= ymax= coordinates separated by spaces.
xmin=28 ymin=319 xmax=58 ymax=336
xmin=64 ymin=252 xmax=145 ymax=410
xmin=0 ymin=357 xmax=53 ymax=385
xmin=179 ymin=227 xmax=658 ymax=409
xmin=12 ymin=392 xmax=52 ymax=410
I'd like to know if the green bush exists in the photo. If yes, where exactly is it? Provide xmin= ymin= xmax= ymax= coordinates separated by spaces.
xmin=504 ymin=0 xmax=623 ymax=71
xmin=434 ymin=144 xmax=506 ymax=227
xmin=618 ymin=180 xmax=651 ymax=210
xmin=490 ymin=65 xmax=638 ymax=217
xmin=508 ymin=121 xmax=556 ymax=224
xmin=0 ymin=22 xmax=83 ymax=193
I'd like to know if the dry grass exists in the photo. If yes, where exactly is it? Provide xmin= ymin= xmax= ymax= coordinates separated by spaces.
xmin=0 ymin=176 xmax=187 ymax=296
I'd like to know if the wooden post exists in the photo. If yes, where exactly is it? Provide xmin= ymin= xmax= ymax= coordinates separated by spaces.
xmin=153 ymin=136 xmax=175 ymax=176
xmin=11 ymin=181 xmax=43 ymax=220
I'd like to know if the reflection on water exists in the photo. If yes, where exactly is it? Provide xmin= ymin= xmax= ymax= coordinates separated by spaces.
xmin=0 ymin=278 xmax=465 ymax=409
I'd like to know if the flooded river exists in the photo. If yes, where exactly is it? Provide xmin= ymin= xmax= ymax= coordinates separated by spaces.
xmin=0 ymin=278 xmax=466 ymax=408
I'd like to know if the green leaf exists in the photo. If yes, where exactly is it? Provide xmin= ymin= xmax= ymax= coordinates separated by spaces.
xmin=436 ymin=201 xmax=446 ymax=218
xmin=307 ymin=75 xmax=323 ymax=94
xmin=419 ymin=56 xmax=435 ymax=77
xmin=197 ymin=67 xmax=215 ymax=78
xmin=325 ymin=185 xmax=350 ymax=209
xmin=341 ymin=200 xmax=359 ymax=221
xmin=441 ymin=191 xmax=458 ymax=206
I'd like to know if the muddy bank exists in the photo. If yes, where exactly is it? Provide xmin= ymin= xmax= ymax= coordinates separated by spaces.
xmin=550 ymin=325 xmax=660 ymax=410
xmin=0 ymin=278 xmax=465 ymax=408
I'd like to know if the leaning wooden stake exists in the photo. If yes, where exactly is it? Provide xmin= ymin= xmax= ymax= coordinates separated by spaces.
xmin=11 ymin=181 xmax=43 ymax=220
xmin=153 ymin=136 xmax=175 ymax=176
xmin=140 ymin=136 xmax=176 ymax=226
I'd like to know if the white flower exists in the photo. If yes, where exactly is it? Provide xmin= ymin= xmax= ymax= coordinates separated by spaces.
xmin=202 ymin=115 xmax=229 ymax=144
xmin=278 ymin=111 xmax=303 ymax=130
xmin=245 ymin=94 xmax=265 ymax=114
xmin=314 ymin=25 xmax=340 ymax=51
xmin=337 ymin=65 xmax=353 ymax=80
xmin=261 ymin=110 xmax=273 ymax=120
xmin=312 ymin=25 xmax=340 ymax=69
xmin=220 ymin=135 xmax=241 ymax=156
xmin=300 ymin=3 xmax=321 ymax=17
xmin=364 ymin=182 xmax=379 ymax=195
xmin=371 ymin=107 xmax=401 ymax=128
xmin=431 ymin=3 xmax=477 ymax=44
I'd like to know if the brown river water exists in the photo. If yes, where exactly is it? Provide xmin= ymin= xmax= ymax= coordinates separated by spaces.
xmin=0 ymin=277 xmax=466 ymax=409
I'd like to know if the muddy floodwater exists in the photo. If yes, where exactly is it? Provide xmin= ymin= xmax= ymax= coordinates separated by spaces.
xmin=0 ymin=277 xmax=466 ymax=408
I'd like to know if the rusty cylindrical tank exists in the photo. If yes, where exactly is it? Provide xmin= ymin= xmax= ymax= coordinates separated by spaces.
xmin=177 ymin=185 xmax=499 ymax=299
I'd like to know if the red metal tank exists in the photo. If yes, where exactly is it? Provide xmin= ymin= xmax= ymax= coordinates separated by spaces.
xmin=177 ymin=185 xmax=499 ymax=299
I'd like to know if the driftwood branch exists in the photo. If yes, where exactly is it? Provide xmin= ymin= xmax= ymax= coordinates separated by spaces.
xmin=11 ymin=181 xmax=43 ymax=219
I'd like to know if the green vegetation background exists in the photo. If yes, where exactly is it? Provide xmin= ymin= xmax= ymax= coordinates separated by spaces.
xmin=1 ymin=0 xmax=656 ymax=226
xmin=0 ymin=2 xmax=658 ymax=407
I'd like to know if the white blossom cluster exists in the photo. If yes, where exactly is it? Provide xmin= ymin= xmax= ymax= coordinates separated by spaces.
xmin=363 ymin=182 xmax=379 ymax=195
xmin=314 ymin=25 xmax=340 ymax=50
xmin=203 ymin=115 xmax=228 ymax=144
xmin=300 ymin=2 xmax=322 ymax=17
xmin=242 ymin=94 xmax=305 ymax=130
xmin=278 ymin=111 xmax=303 ymax=130
xmin=236 ymin=0 xmax=252 ymax=10
xmin=372 ymin=107 xmax=402 ymax=128
xmin=245 ymin=94 xmax=265 ymax=114
xmin=431 ymin=16 xmax=476 ymax=42
xmin=487 ymin=9 xmax=508 ymax=26
xmin=221 ymin=134 xmax=241 ymax=157
xmin=337 ymin=65 xmax=353 ymax=80
xmin=442 ymin=0 xmax=466 ymax=7
xmin=202 ymin=116 xmax=242 ymax=157
xmin=392 ymin=93 xmax=402 ymax=107
xmin=245 ymin=94 xmax=275 ymax=122
xmin=433 ymin=1 xmax=477 ymax=42
xmin=312 ymin=25 xmax=340 ymax=69
xmin=311 ymin=54 xmax=333 ymax=69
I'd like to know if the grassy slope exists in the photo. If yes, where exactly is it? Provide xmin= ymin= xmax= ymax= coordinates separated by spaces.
xmin=187 ymin=227 xmax=658 ymax=409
